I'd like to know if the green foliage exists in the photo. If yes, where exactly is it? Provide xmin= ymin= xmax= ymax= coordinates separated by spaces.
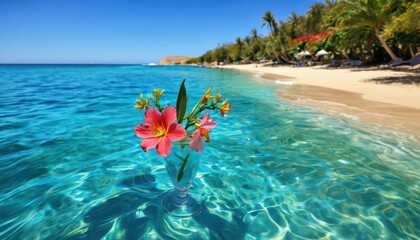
xmin=384 ymin=2 xmax=420 ymax=39
xmin=287 ymin=13 xmax=307 ymax=39
xmin=193 ymin=0 xmax=418 ymax=64
xmin=262 ymin=11 xmax=278 ymax=35
xmin=185 ymin=58 xmax=201 ymax=64
xmin=176 ymin=80 xmax=187 ymax=124
xmin=307 ymin=2 xmax=326 ymax=33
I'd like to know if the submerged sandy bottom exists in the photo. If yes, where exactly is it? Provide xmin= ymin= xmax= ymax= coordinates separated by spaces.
xmin=279 ymin=84 xmax=420 ymax=141
xmin=216 ymin=64 xmax=420 ymax=140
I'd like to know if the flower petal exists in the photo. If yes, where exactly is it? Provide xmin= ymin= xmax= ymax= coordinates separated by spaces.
xmin=200 ymin=114 xmax=217 ymax=129
xmin=156 ymin=136 xmax=172 ymax=157
xmin=161 ymin=107 xmax=177 ymax=128
xmin=140 ymin=137 xmax=161 ymax=152
xmin=144 ymin=108 xmax=162 ymax=126
xmin=134 ymin=124 xmax=154 ymax=138
xmin=167 ymin=123 xmax=187 ymax=141
xmin=201 ymin=113 xmax=209 ymax=123
xmin=201 ymin=120 xmax=217 ymax=129
xmin=190 ymin=130 xmax=204 ymax=152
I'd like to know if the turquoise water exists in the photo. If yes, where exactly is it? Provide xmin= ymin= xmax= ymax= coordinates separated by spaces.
xmin=0 ymin=65 xmax=419 ymax=239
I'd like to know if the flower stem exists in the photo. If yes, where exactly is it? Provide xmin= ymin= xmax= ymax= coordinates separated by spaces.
xmin=177 ymin=153 xmax=190 ymax=182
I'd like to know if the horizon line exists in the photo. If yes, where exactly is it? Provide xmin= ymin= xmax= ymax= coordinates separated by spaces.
xmin=0 ymin=63 xmax=157 ymax=65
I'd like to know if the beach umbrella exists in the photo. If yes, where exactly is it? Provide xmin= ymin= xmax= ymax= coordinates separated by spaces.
xmin=297 ymin=50 xmax=311 ymax=56
xmin=316 ymin=49 xmax=330 ymax=56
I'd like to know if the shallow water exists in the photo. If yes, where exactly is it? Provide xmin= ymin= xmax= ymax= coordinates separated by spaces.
xmin=0 ymin=65 xmax=419 ymax=239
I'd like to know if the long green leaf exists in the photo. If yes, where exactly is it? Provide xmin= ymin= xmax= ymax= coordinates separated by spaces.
xmin=176 ymin=79 xmax=187 ymax=124
xmin=177 ymin=153 xmax=190 ymax=182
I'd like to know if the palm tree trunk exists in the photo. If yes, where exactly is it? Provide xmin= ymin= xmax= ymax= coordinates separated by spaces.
xmin=279 ymin=51 xmax=292 ymax=64
xmin=271 ymin=47 xmax=281 ymax=63
xmin=376 ymin=32 xmax=399 ymax=61
xmin=268 ymin=36 xmax=281 ymax=63
xmin=408 ymin=44 xmax=415 ymax=58
xmin=341 ymin=50 xmax=350 ymax=60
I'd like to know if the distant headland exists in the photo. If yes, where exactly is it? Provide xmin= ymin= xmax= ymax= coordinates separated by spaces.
xmin=159 ymin=56 xmax=193 ymax=65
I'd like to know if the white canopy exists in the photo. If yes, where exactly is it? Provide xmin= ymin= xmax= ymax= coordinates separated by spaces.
xmin=316 ymin=50 xmax=330 ymax=56
xmin=297 ymin=50 xmax=311 ymax=56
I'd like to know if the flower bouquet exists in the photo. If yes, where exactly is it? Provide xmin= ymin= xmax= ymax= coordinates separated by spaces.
xmin=134 ymin=80 xmax=230 ymax=217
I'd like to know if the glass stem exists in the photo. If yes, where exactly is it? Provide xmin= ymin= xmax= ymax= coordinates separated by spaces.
xmin=174 ymin=186 xmax=190 ymax=206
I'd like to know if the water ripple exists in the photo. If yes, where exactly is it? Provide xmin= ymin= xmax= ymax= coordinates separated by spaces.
xmin=0 ymin=65 xmax=419 ymax=239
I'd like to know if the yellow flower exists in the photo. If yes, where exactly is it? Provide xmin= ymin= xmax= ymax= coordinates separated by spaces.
xmin=153 ymin=88 xmax=165 ymax=99
xmin=134 ymin=94 xmax=150 ymax=111
xmin=220 ymin=99 xmax=231 ymax=116
xmin=201 ymin=94 xmax=213 ymax=104
xmin=216 ymin=94 xmax=222 ymax=103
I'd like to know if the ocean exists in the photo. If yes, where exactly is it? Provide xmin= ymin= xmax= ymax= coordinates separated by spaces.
xmin=0 ymin=65 xmax=419 ymax=239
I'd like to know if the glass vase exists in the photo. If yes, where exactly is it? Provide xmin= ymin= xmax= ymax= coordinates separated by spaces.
xmin=163 ymin=142 xmax=204 ymax=218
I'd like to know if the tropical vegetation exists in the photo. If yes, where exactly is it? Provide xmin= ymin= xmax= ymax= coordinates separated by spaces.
xmin=187 ymin=0 xmax=419 ymax=65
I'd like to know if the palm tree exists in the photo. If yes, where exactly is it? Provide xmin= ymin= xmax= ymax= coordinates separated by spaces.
xmin=248 ymin=28 xmax=262 ymax=62
xmin=287 ymin=13 xmax=306 ymax=39
xmin=261 ymin=11 xmax=280 ymax=62
xmin=234 ymin=37 xmax=244 ymax=62
xmin=307 ymin=2 xmax=326 ymax=33
xmin=384 ymin=1 xmax=420 ymax=57
xmin=250 ymin=28 xmax=259 ymax=42
xmin=277 ymin=21 xmax=295 ymax=62
xmin=235 ymin=37 xmax=243 ymax=48
xmin=325 ymin=0 xmax=339 ymax=9
xmin=323 ymin=0 xmax=346 ymax=30
xmin=261 ymin=11 xmax=278 ymax=36
xmin=339 ymin=0 xmax=399 ymax=60
xmin=243 ymin=36 xmax=252 ymax=45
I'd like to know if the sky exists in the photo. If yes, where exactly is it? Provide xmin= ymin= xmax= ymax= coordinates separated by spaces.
xmin=0 ymin=0 xmax=320 ymax=64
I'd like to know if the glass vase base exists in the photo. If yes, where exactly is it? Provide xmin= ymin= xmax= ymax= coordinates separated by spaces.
xmin=163 ymin=191 xmax=204 ymax=218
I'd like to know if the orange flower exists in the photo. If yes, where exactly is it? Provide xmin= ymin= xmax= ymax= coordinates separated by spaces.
xmin=199 ymin=128 xmax=211 ymax=142
xmin=201 ymin=94 xmax=213 ymax=104
xmin=220 ymin=99 xmax=231 ymax=116
xmin=190 ymin=114 xmax=217 ymax=152
xmin=216 ymin=94 xmax=222 ymax=103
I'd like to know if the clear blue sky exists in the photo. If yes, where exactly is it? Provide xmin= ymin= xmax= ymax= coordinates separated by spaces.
xmin=0 ymin=0 xmax=320 ymax=63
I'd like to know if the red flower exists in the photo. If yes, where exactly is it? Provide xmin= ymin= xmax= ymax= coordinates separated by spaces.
xmin=134 ymin=107 xmax=186 ymax=157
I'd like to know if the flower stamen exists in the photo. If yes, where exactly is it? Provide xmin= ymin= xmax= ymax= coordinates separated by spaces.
xmin=153 ymin=126 xmax=168 ymax=137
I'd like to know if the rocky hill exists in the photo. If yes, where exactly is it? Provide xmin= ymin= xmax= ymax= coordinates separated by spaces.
xmin=159 ymin=56 xmax=193 ymax=65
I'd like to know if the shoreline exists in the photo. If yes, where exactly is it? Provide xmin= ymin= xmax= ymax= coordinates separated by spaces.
xmin=215 ymin=64 xmax=420 ymax=139
xmin=216 ymin=64 xmax=420 ymax=109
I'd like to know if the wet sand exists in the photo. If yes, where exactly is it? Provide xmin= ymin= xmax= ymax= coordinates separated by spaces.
xmin=279 ymin=84 xmax=420 ymax=140
xmin=215 ymin=64 xmax=420 ymax=140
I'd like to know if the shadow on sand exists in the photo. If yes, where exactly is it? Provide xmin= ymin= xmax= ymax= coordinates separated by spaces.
xmin=367 ymin=75 xmax=420 ymax=85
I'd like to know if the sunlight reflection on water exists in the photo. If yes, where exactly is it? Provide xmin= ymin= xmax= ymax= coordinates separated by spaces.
xmin=0 ymin=65 xmax=419 ymax=239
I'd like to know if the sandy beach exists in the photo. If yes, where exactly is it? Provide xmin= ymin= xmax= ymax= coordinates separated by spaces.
xmin=217 ymin=64 xmax=420 ymax=108
xmin=216 ymin=64 xmax=420 ymax=138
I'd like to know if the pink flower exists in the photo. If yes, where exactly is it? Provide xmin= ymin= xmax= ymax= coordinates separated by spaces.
xmin=134 ymin=107 xmax=186 ymax=157
xmin=190 ymin=114 xmax=217 ymax=152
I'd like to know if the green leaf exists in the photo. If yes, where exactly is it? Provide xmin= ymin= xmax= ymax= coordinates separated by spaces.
xmin=177 ymin=153 xmax=190 ymax=182
xmin=177 ymin=167 xmax=185 ymax=182
xmin=176 ymin=79 xmax=187 ymax=124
